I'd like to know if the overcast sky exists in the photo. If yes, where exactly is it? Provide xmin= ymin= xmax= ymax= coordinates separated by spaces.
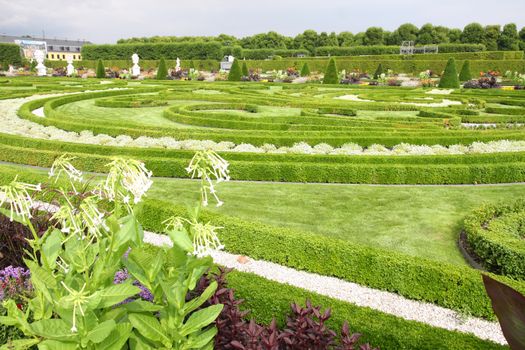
xmin=1 ymin=0 xmax=524 ymax=43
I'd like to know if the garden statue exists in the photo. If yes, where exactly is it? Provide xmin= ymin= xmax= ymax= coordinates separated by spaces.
xmin=7 ymin=65 xmax=15 ymax=76
xmin=66 ymin=57 xmax=75 ymax=76
xmin=228 ymin=55 xmax=234 ymax=63
xmin=34 ymin=50 xmax=47 ymax=76
xmin=175 ymin=57 xmax=181 ymax=72
xmin=131 ymin=53 xmax=140 ymax=77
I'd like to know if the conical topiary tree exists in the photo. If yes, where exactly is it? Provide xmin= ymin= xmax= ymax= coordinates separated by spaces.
xmin=96 ymin=59 xmax=105 ymax=78
xmin=438 ymin=58 xmax=460 ymax=88
xmin=459 ymin=60 xmax=472 ymax=81
xmin=156 ymin=57 xmax=168 ymax=80
xmin=323 ymin=58 xmax=339 ymax=84
xmin=300 ymin=62 xmax=311 ymax=77
xmin=228 ymin=59 xmax=242 ymax=81
xmin=373 ymin=63 xmax=384 ymax=79
xmin=242 ymin=61 xmax=249 ymax=76
xmin=189 ymin=60 xmax=195 ymax=69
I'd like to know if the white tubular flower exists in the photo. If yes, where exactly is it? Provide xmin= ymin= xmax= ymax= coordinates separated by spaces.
xmin=190 ymin=222 xmax=224 ymax=258
xmin=49 ymin=155 xmax=84 ymax=190
xmin=78 ymin=196 xmax=108 ymax=237
xmin=52 ymin=195 xmax=107 ymax=240
xmin=162 ymin=216 xmax=188 ymax=232
xmin=60 ymin=282 xmax=89 ymax=333
xmin=0 ymin=178 xmax=41 ymax=222
xmin=103 ymin=158 xmax=153 ymax=205
xmin=186 ymin=150 xmax=230 ymax=207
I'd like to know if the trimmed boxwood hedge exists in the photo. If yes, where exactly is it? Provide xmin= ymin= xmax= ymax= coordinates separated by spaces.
xmin=463 ymin=200 xmax=525 ymax=280
xmin=0 ymin=43 xmax=22 ymax=66
xmin=133 ymin=199 xmax=525 ymax=321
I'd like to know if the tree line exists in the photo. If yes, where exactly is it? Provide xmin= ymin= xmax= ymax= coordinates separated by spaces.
xmin=117 ymin=23 xmax=525 ymax=52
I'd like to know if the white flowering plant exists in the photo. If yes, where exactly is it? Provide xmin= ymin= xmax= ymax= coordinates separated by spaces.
xmin=0 ymin=153 xmax=225 ymax=349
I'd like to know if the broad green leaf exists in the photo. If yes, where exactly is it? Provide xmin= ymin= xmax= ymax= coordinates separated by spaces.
xmin=0 ymin=338 xmax=40 ymax=350
xmin=96 ymin=323 xmax=133 ymax=350
xmin=128 ymin=331 xmax=156 ymax=350
xmin=37 ymin=340 xmax=77 ymax=350
xmin=167 ymin=229 xmax=193 ymax=252
xmin=185 ymin=326 xmax=217 ymax=349
xmin=182 ymin=282 xmax=217 ymax=316
xmin=121 ymin=300 xmax=163 ymax=313
xmin=2 ymin=299 xmax=30 ymax=332
xmin=25 ymin=261 xmax=56 ymax=301
xmin=180 ymin=304 xmax=223 ymax=337
xmin=99 ymin=307 xmax=127 ymax=323
xmin=96 ymin=282 xmax=140 ymax=308
xmin=86 ymin=319 xmax=116 ymax=344
xmin=30 ymin=319 xmax=77 ymax=341
xmin=128 ymin=313 xmax=170 ymax=345
xmin=29 ymin=295 xmax=53 ymax=320
xmin=41 ymin=229 xmax=62 ymax=269
xmin=0 ymin=207 xmax=28 ymax=226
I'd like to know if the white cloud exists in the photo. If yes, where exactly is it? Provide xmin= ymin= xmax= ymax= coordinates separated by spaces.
xmin=0 ymin=0 xmax=524 ymax=43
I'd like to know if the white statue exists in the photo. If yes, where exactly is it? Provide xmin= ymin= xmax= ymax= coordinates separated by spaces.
xmin=131 ymin=53 xmax=140 ymax=77
xmin=34 ymin=50 xmax=47 ymax=76
xmin=228 ymin=55 xmax=234 ymax=63
xmin=175 ymin=57 xmax=181 ymax=72
xmin=66 ymin=57 xmax=75 ymax=76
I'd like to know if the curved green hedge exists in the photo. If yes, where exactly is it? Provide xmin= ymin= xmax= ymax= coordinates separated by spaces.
xmin=463 ymin=200 xmax=525 ymax=280
xmin=136 ymin=199 xmax=525 ymax=321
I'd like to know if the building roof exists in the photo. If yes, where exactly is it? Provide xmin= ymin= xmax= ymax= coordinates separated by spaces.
xmin=0 ymin=35 xmax=91 ymax=52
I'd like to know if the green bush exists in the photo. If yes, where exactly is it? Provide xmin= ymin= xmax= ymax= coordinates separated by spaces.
xmin=156 ymin=57 xmax=168 ymax=80
xmin=96 ymin=59 xmax=105 ymax=78
xmin=459 ymin=60 xmax=472 ymax=81
xmin=0 ymin=43 xmax=22 ymax=66
xmin=242 ymin=61 xmax=249 ymax=76
xmin=136 ymin=199 xmax=525 ymax=321
xmin=300 ymin=62 xmax=311 ymax=76
xmin=323 ymin=57 xmax=339 ymax=84
xmin=438 ymin=58 xmax=460 ymax=88
xmin=373 ymin=63 xmax=383 ymax=79
xmin=463 ymin=200 xmax=525 ymax=280
xmin=82 ymin=41 xmax=224 ymax=60
xmin=228 ymin=59 xmax=242 ymax=81
xmin=315 ymin=44 xmax=486 ymax=57
xmin=189 ymin=60 xmax=195 ymax=69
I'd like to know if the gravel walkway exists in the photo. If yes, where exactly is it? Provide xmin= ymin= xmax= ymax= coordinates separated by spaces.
xmin=143 ymin=230 xmax=506 ymax=345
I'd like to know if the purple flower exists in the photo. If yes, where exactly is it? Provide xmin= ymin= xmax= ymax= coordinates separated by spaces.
xmin=113 ymin=269 xmax=153 ymax=302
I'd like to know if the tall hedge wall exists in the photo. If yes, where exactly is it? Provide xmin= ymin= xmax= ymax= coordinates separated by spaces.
xmin=81 ymin=42 xmax=224 ymax=60
xmin=315 ymin=44 xmax=486 ymax=56
xmin=0 ymin=43 xmax=22 ymax=66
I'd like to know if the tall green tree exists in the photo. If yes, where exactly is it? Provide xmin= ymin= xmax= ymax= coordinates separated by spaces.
xmin=484 ymin=25 xmax=501 ymax=51
xmin=389 ymin=23 xmax=419 ymax=45
xmin=498 ymin=23 xmax=519 ymax=51
xmin=364 ymin=27 xmax=385 ymax=45
xmin=156 ymin=57 xmax=168 ymax=80
xmin=228 ymin=59 xmax=242 ymax=81
xmin=300 ymin=62 xmax=311 ymax=77
xmin=323 ymin=57 xmax=339 ymax=84
xmin=241 ymin=61 xmax=249 ymax=76
xmin=461 ymin=23 xmax=485 ymax=44
xmin=459 ymin=60 xmax=472 ymax=81
xmin=96 ymin=59 xmax=105 ymax=78
xmin=439 ymin=58 xmax=460 ymax=88
xmin=520 ymin=27 xmax=525 ymax=50
xmin=337 ymin=32 xmax=354 ymax=46
xmin=448 ymin=29 xmax=463 ymax=43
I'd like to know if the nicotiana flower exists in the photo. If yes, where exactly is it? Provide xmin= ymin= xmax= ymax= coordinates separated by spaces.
xmin=190 ymin=222 xmax=224 ymax=258
xmin=103 ymin=158 xmax=153 ymax=205
xmin=52 ymin=195 xmax=108 ymax=240
xmin=186 ymin=150 xmax=230 ymax=207
xmin=0 ymin=178 xmax=41 ymax=222
xmin=48 ymin=154 xmax=84 ymax=184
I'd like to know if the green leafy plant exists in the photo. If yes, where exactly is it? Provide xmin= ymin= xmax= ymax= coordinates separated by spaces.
xmin=0 ymin=152 xmax=230 ymax=349
xmin=373 ymin=63 xmax=383 ymax=79
xmin=96 ymin=60 xmax=105 ymax=79
xmin=156 ymin=57 xmax=168 ymax=80
xmin=323 ymin=58 xmax=339 ymax=84
xmin=438 ymin=57 xmax=460 ymax=88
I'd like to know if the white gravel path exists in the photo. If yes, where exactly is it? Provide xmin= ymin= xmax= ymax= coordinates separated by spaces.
xmin=142 ymin=230 xmax=506 ymax=345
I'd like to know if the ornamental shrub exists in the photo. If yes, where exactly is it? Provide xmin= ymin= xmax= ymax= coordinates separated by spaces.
xmin=96 ymin=59 xmax=105 ymax=78
xmin=323 ymin=58 xmax=339 ymax=84
xmin=189 ymin=60 xmax=195 ymax=69
xmin=242 ymin=61 xmax=249 ymax=76
xmin=300 ymin=62 xmax=311 ymax=76
xmin=459 ymin=60 xmax=472 ymax=81
xmin=228 ymin=59 xmax=242 ymax=81
xmin=156 ymin=57 xmax=168 ymax=80
xmin=373 ymin=63 xmax=384 ymax=79
xmin=0 ymin=43 xmax=22 ymax=66
xmin=438 ymin=57 xmax=460 ymax=88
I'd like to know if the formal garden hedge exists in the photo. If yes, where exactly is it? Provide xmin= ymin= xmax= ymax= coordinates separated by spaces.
xmin=0 ymin=43 xmax=22 ymax=66
xmin=314 ymin=44 xmax=486 ymax=57
xmin=463 ymin=200 xmax=525 ymax=280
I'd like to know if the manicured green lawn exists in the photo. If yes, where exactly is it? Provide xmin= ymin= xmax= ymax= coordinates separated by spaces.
xmin=149 ymin=178 xmax=525 ymax=265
